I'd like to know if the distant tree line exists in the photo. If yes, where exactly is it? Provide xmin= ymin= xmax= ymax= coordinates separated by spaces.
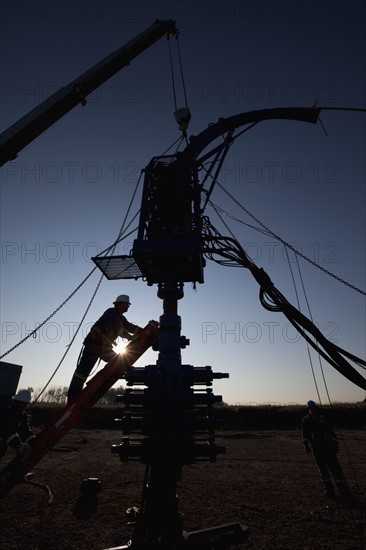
xmin=27 ymin=388 xmax=366 ymax=430
xmin=33 ymin=385 xmax=126 ymax=406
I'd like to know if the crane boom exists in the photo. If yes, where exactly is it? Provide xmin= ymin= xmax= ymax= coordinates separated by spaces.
xmin=0 ymin=19 xmax=177 ymax=167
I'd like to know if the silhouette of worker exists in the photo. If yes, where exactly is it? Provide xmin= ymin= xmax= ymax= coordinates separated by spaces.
xmin=301 ymin=400 xmax=350 ymax=498
xmin=67 ymin=295 xmax=143 ymax=404
xmin=0 ymin=389 xmax=35 ymax=462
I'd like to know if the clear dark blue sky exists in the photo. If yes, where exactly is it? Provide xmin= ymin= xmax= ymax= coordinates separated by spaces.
xmin=1 ymin=0 xmax=365 ymax=404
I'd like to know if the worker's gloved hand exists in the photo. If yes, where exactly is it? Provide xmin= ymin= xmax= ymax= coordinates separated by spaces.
xmin=304 ymin=442 xmax=312 ymax=454
xmin=16 ymin=442 xmax=32 ymax=462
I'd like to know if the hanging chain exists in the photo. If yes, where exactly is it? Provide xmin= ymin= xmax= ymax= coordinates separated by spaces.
xmin=216 ymin=180 xmax=366 ymax=297
xmin=0 ymin=267 xmax=98 ymax=360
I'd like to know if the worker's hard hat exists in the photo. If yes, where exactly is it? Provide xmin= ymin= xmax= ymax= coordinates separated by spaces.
xmin=13 ymin=389 xmax=32 ymax=403
xmin=307 ymin=400 xmax=317 ymax=409
xmin=114 ymin=294 xmax=131 ymax=305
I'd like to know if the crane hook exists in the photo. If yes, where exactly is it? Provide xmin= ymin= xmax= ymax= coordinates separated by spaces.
xmin=174 ymin=106 xmax=191 ymax=131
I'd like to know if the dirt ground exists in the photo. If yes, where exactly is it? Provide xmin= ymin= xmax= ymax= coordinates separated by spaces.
xmin=0 ymin=429 xmax=365 ymax=550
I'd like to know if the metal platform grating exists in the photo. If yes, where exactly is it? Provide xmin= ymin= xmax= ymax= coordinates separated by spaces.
xmin=92 ymin=255 xmax=143 ymax=280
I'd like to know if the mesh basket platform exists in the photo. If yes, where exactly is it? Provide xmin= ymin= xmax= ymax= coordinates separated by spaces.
xmin=92 ymin=255 xmax=143 ymax=280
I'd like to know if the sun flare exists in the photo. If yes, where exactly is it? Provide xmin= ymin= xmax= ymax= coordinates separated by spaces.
xmin=113 ymin=339 xmax=128 ymax=355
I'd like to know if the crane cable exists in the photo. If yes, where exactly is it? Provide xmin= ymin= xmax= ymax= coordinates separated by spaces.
xmin=284 ymin=247 xmax=323 ymax=405
xmin=167 ymin=32 xmax=191 ymax=135
xmin=168 ymin=32 xmax=189 ymax=113
xmin=168 ymin=34 xmax=178 ymax=113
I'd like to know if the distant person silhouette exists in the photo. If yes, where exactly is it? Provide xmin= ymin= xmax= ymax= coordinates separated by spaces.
xmin=301 ymin=400 xmax=350 ymax=498
xmin=0 ymin=389 xmax=35 ymax=462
